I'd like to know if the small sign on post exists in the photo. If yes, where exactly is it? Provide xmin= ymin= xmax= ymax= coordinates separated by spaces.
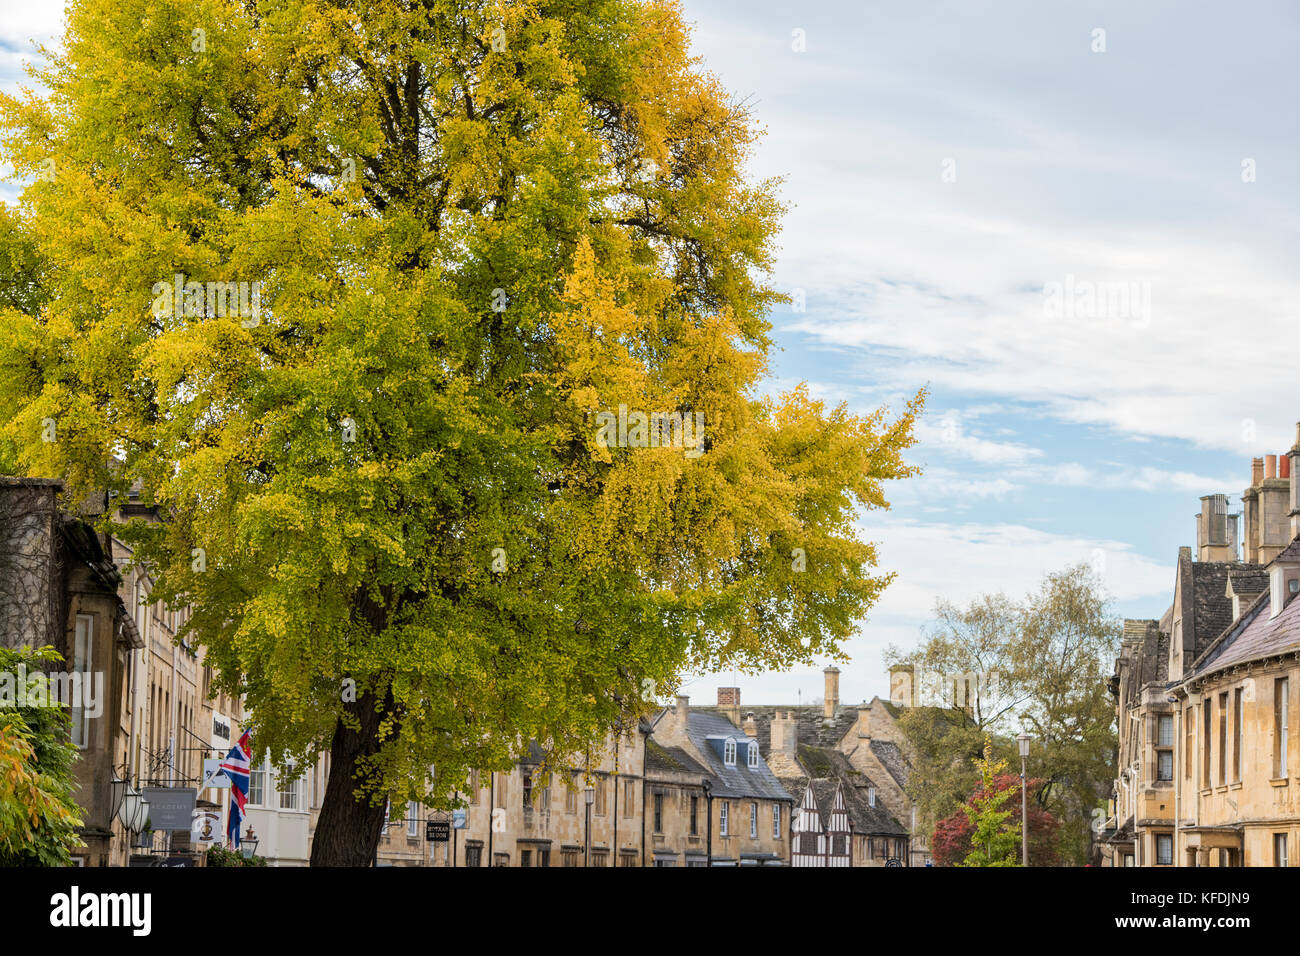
xmin=426 ymin=819 xmax=450 ymax=843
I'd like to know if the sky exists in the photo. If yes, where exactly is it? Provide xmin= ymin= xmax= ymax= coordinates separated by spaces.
xmin=4 ymin=1 xmax=1299 ymax=707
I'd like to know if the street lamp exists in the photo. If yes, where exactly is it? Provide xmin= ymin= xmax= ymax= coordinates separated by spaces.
xmin=583 ymin=785 xmax=595 ymax=868
xmin=240 ymin=826 xmax=259 ymax=859
xmin=1017 ymin=733 xmax=1032 ymax=867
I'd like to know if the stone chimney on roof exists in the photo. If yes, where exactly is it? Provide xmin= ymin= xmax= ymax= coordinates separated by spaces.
xmin=889 ymin=664 xmax=915 ymax=709
xmin=768 ymin=710 xmax=798 ymax=772
xmin=717 ymin=686 xmax=741 ymax=726
xmin=743 ymin=712 xmax=758 ymax=740
xmin=1195 ymin=493 xmax=1239 ymax=563
xmin=1244 ymin=451 xmax=1291 ymax=564
xmin=1289 ymin=424 xmax=1300 ymax=538
xmin=823 ymin=667 xmax=840 ymax=719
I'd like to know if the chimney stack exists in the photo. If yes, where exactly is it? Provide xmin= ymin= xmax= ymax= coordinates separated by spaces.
xmin=823 ymin=667 xmax=840 ymax=719
xmin=717 ymin=686 xmax=741 ymax=726
xmin=743 ymin=712 xmax=758 ymax=740
xmin=1196 ymin=493 xmax=1238 ymax=563
xmin=889 ymin=665 xmax=915 ymax=709
xmin=769 ymin=711 xmax=798 ymax=760
xmin=675 ymin=694 xmax=689 ymax=733
xmin=1291 ymin=425 xmax=1300 ymax=538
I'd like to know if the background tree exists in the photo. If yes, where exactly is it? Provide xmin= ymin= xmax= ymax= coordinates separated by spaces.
xmin=0 ymin=647 xmax=85 ymax=866
xmin=0 ymin=0 xmax=921 ymax=864
xmin=887 ymin=563 xmax=1118 ymax=865
xmin=957 ymin=738 xmax=1020 ymax=867
xmin=932 ymin=771 xmax=1061 ymax=867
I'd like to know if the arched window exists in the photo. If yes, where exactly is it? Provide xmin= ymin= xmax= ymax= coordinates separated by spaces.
xmin=724 ymin=739 xmax=737 ymax=766
xmin=747 ymin=741 xmax=759 ymax=768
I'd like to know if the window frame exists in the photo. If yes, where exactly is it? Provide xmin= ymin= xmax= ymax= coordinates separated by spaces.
xmin=724 ymin=739 xmax=737 ymax=767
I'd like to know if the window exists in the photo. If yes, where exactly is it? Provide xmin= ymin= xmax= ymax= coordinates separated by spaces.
xmin=773 ymin=804 xmax=781 ymax=838
xmin=1274 ymin=833 xmax=1288 ymax=867
xmin=750 ymin=802 xmax=757 ymax=838
xmin=591 ymin=849 xmax=608 ymax=867
xmin=520 ymin=849 xmax=532 ymax=868
xmin=1233 ymin=688 xmax=1243 ymax=781
xmin=71 ymin=616 xmax=93 ymax=749
xmin=1203 ymin=697 xmax=1212 ymax=787
xmin=495 ymin=772 xmax=508 ymax=809
xmin=1156 ymin=833 xmax=1173 ymax=865
xmin=1157 ymin=750 xmax=1173 ymax=782
xmin=539 ymin=848 xmax=550 ymax=867
xmin=653 ymin=793 xmax=663 ymax=833
xmin=619 ymin=851 xmax=637 ymax=867
xmin=747 ymin=742 xmax=759 ymax=768
xmin=594 ymin=778 xmax=607 ymax=815
xmin=407 ymin=801 xmax=419 ymax=837
xmin=522 ymin=773 xmax=533 ymax=809
xmin=868 ymin=787 xmax=877 ymax=807
xmin=724 ymin=739 xmax=736 ymax=766
xmin=566 ymin=783 xmax=577 ymax=814
xmin=690 ymin=796 xmax=698 ymax=835
xmin=832 ymin=834 xmax=846 ymax=855
xmin=1156 ymin=713 xmax=1174 ymax=781
xmin=1277 ymin=678 xmax=1290 ymax=777
xmin=562 ymin=848 xmax=579 ymax=867
xmin=719 ymin=801 xmax=729 ymax=836
xmin=249 ymin=760 xmax=268 ymax=806
xmin=278 ymin=771 xmax=303 ymax=810
xmin=624 ymin=779 xmax=635 ymax=817
xmin=493 ymin=853 xmax=509 ymax=867
xmin=1185 ymin=706 xmax=1194 ymax=779
xmin=867 ymin=837 xmax=874 ymax=861
xmin=465 ymin=845 xmax=482 ymax=867
xmin=1218 ymin=692 xmax=1228 ymax=785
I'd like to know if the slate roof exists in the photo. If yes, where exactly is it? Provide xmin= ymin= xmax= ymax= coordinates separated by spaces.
xmin=645 ymin=739 xmax=708 ymax=777
xmin=1269 ymin=538 xmax=1300 ymax=566
xmin=1189 ymin=561 xmax=1254 ymax=661
xmin=788 ymin=745 xmax=907 ymax=836
xmin=1188 ymin=586 xmax=1300 ymax=679
xmin=681 ymin=710 xmax=793 ymax=802
xmin=1226 ymin=568 xmax=1268 ymax=595
xmin=695 ymin=704 xmax=859 ymax=757
xmin=868 ymin=740 xmax=910 ymax=790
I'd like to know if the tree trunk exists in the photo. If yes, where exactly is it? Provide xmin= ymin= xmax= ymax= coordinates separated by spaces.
xmin=309 ymin=688 xmax=394 ymax=866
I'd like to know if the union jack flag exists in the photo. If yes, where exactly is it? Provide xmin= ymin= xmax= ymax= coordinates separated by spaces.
xmin=223 ymin=729 xmax=252 ymax=848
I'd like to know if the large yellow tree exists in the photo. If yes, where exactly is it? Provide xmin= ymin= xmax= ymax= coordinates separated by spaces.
xmin=0 ymin=0 xmax=920 ymax=864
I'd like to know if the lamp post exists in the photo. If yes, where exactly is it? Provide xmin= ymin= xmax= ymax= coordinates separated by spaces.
xmin=1017 ymin=733 xmax=1032 ymax=867
xmin=583 ymin=785 xmax=595 ymax=867
xmin=240 ymin=826 xmax=259 ymax=860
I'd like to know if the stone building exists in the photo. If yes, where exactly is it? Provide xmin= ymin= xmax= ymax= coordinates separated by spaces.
xmin=0 ymin=478 xmax=143 ymax=866
xmin=420 ymin=725 xmax=651 ymax=867
xmin=649 ymin=696 xmax=793 ymax=866
xmin=698 ymin=667 xmax=926 ymax=865
xmin=1102 ymin=436 xmax=1300 ymax=866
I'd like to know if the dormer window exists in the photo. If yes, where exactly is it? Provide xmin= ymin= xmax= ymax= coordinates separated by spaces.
xmin=724 ymin=739 xmax=737 ymax=766
xmin=747 ymin=741 xmax=759 ymax=768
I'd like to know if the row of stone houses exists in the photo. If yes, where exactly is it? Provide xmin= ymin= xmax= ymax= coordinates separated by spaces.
xmin=1100 ymin=437 xmax=1300 ymax=866
xmin=380 ymin=668 xmax=925 ymax=867
xmin=2 ymin=476 xmax=926 ymax=867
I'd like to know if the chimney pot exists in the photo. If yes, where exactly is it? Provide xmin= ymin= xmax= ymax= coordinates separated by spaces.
xmin=1266 ymin=454 xmax=1277 ymax=479
xmin=1252 ymin=457 xmax=1265 ymax=486
xmin=1281 ymin=454 xmax=1291 ymax=480
xmin=823 ymin=667 xmax=841 ymax=719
